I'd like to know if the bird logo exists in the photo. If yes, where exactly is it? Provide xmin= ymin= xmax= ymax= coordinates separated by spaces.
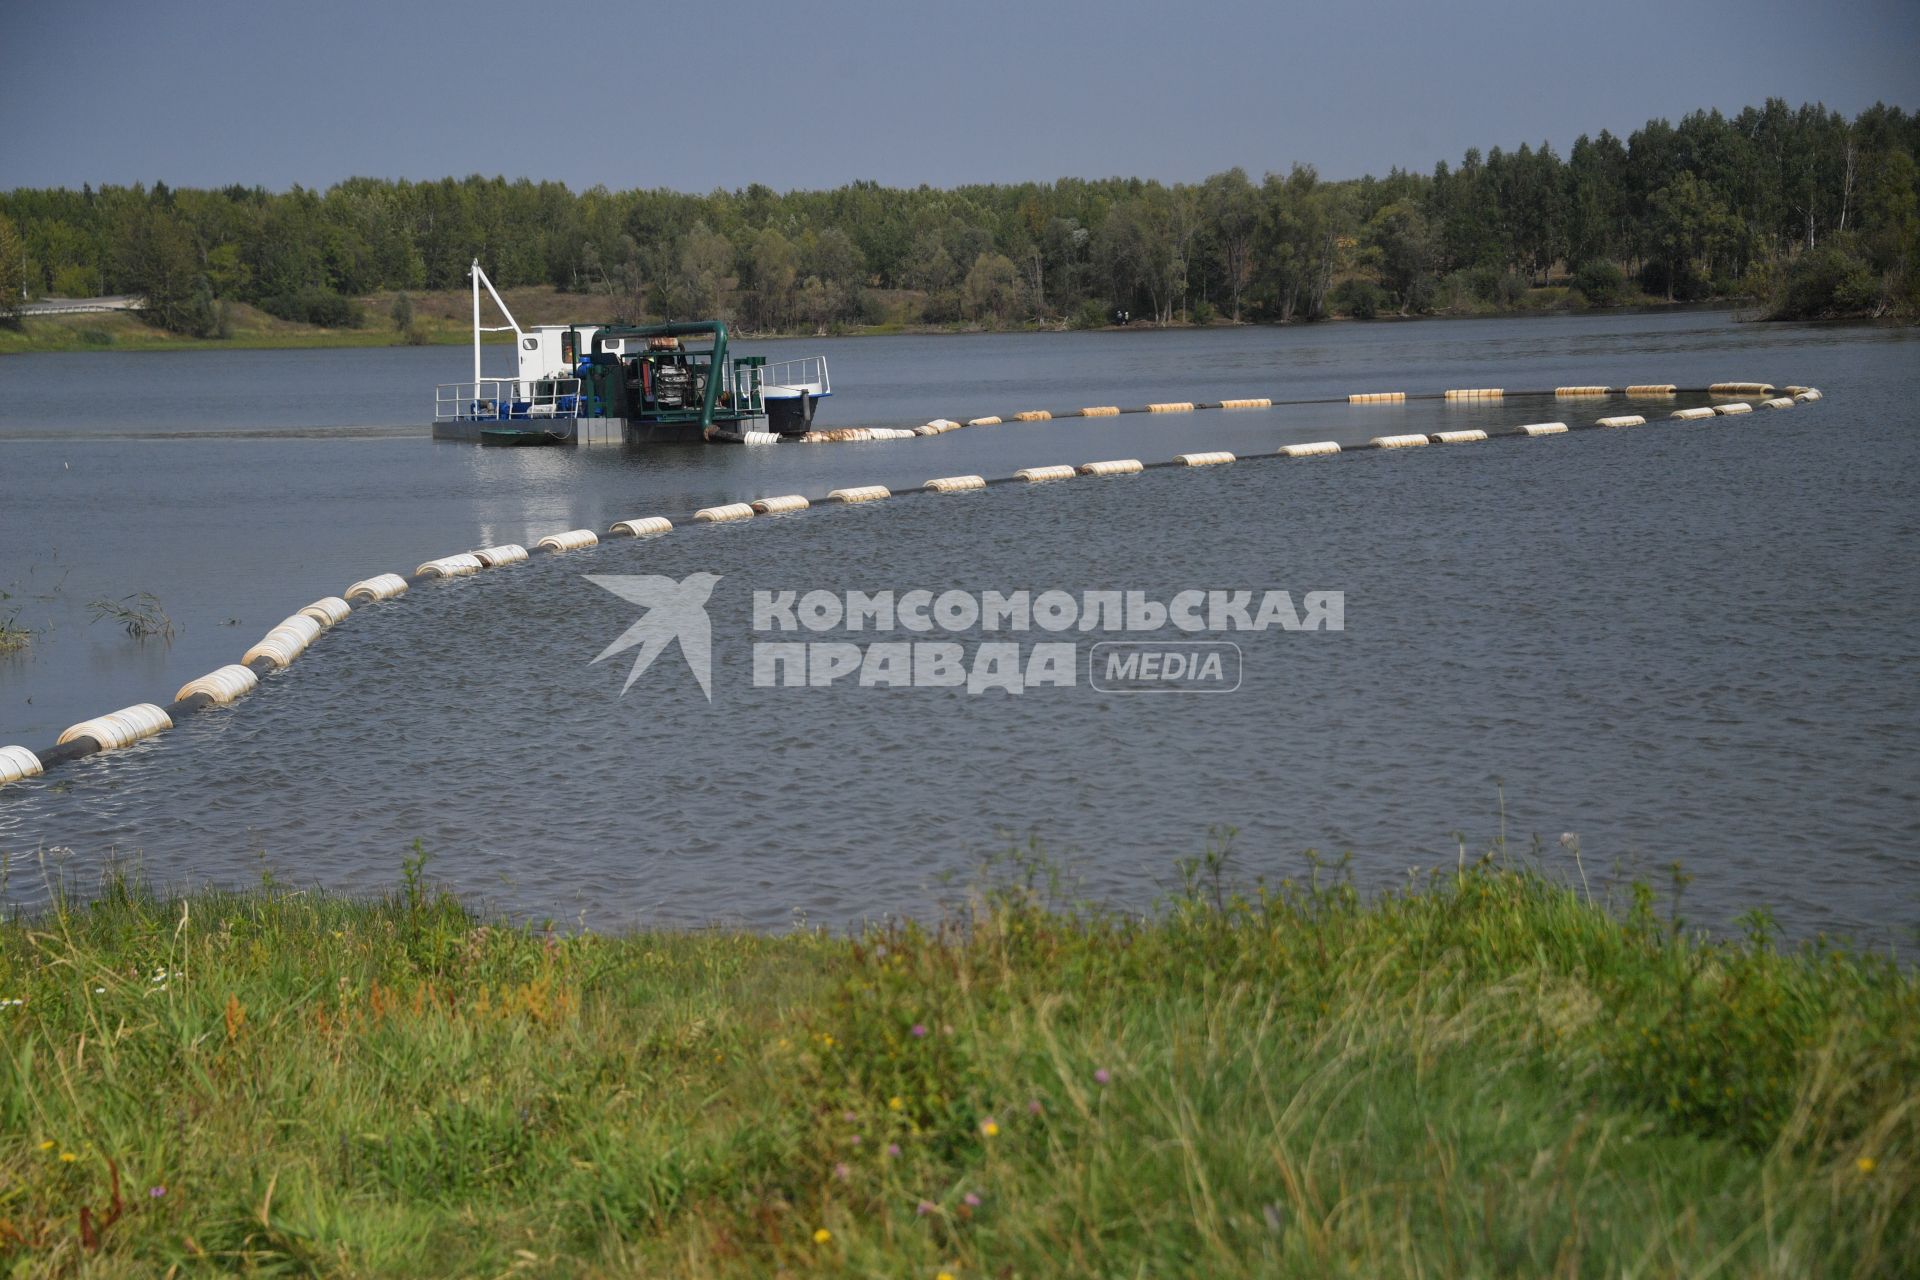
xmin=585 ymin=572 xmax=721 ymax=700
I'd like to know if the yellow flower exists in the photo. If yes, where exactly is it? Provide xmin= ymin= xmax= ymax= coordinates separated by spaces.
xmin=980 ymin=1120 xmax=999 ymax=1138
xmin=812 ymin=1227 xmax=832 ymax=1244
xmin=37 ymin=1140 xmax=54 ymax=1152
xmin=59 ymin=1152 xmax=78 ymax=1163
xmin=1857 ymin=1157 xmax=1877 ymax=1175
xmin=938 ymin=1272 xmax=956 ymax=1280
xmin=888 ymin=1096 xmax=905 ymax=1111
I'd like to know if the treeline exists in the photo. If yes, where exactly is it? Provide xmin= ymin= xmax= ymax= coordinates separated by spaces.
xmin=2 ymin=98 xmax=1916 ymax=336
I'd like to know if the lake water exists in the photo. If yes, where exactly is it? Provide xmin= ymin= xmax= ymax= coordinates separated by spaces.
xmin=2 ymin=312 xmax=1916 ymax=939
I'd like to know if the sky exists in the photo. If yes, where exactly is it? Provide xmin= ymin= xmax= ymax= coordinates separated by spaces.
xmin=2 ymin=0 xmax=1916 ymax=194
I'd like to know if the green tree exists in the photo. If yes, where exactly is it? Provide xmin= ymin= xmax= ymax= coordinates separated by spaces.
xmin=961 ymin=251 xmax=1022 ymax=323
xmin=0 ymin=213 xmax=24 ymax=321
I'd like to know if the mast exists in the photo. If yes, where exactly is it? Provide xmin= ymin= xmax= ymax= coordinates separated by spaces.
xmin=471 ymin=258 xmax=482 ymax=386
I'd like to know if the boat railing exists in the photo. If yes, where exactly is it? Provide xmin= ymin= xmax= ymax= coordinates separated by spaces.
xmin=761 ymin=355 xmax=831 ymax=397
xmin=731 ymin=362 xmax=765 ymax=414
xmin=436 ymin=377 xmax=583 ymax=422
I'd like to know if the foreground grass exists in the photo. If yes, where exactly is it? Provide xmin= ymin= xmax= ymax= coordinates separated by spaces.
xmin=0 ymin=853 xmax=1913 ymax=1278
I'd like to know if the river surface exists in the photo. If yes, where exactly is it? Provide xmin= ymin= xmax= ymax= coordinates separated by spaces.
xmin=1 ymin=312 xmax=1916 ymax=939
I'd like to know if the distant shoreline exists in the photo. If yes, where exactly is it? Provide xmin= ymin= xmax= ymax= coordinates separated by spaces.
xmin=2 ymin=291 xmax=1821 ymax=358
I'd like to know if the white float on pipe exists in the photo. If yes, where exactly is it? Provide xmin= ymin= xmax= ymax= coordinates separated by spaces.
xmin=750 ymin=495 xmax=810 ymax=515
xmin=1517 ymin=422 xmax=1569 ymax=436
xmin=1432 ymin=429 xmax=1488 ymax=443
xmin=1671 ymin=407 xmax=1717 ymax=420
xmin=1147 ymin=402 xmax=1195 ymax=414
xmin=1596 ymin=415 xmax=1646 ymax=428
xmin=174 ymin=664 xmax=260 ymax=706
xmin=1174 ymin=451 xmax=1236 ymax=466
xmin=1794 ymin=388 xmax=1823 ymax=402
xmin=923 ymin=418 xmax=962 ymax=432
xmin=694 ymin=503 xmax=756 ymax=523
xmin=1078 ymin=458 xmax=1144 ymax=476
xmin=1713 ymin=402 xmax=1753 ymax=416
xmin=1348 ymin=392 xmax=1404 ymax=404
xmin=344 ymin=573 xmax=408 ymax=603
xmin=924 ymin=474 xmax=987 ymax=492
xmin=1444 ymin=388 xmax=1504 ymax=400
xmin=57 ymin=704 xmax=172 ymax=751
xmin=472 ymin=544 xmax=528 ymax=568
xmin=1219 ymin=398 xmax=1271 ymax=410
xmin=1555 ymin=386 xmax=1613 ymax=396
xmin=610 ymin=516 xmax=673 ymax=537
xmin=242 ymin=614 xmax=324 ymax=668
xmin=967 ymin=416 xmax=1002 ymax=427
xmin=1371 ymin=434 xmax=1430 ymax=449
xmin=298 ymin=597 xmax=352 ymax=627
xmin=1625 ymin=385 xmax=1676 ymax=396
xmin=536 ymin=530 xmax=599 ymax=553
xmin=1760 ymin=397 xmax=1796 ymax=410
xmin=1013 ymin=410 xmax=1052 ymax=421
xmin=1014 ymin=465 xmax=1076 ymax=482
xmin=827 ymin=485 xmax=891 ymax=503
xmin=0 ymin=745 xmax=43 ymax=785
xmin=741 ymin=431 xmax=779 ymax=445
xmin=415 ymin=553 xmax=483 ymax=578
xmin=1278 ymin=441 xmax=1341 ymax=457
xmin=1711 ymin=382 xmax=1773 ymax=396
xmin=1080 ymin=405 xmax=1122 ymax=416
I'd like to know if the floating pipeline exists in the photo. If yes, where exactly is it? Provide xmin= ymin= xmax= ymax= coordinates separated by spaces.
xmin=777 ymin=382 xmax=1804 ymax=446
xmin=0 ymin=382 xmax=1823 ymax=785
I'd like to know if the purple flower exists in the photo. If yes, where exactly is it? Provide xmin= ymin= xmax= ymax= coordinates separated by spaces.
xmin=148 ymin=1185 xmax=166 ymax=1199
xmin=833 ymin=1162 xmax=851 ymax=1181
xmin=842 ymin=1110 xmax=857 ymax=1123
xmin=963 ymin=1191 xmax=982 ymax=1208
xmin=887 ymin=1143 xmax=902 ymax=1158
xmin=916 ymin=1199 xmax=935 ymax=1215
xmin=849 ymin=1134 xmax=863 ymax=1146
xmin=911 ymin=1023 xmax=928 ymax=1038
xmin=1093 ymin=1068 xmax=1111 ymax=1085
xmin=1027 ymin=1099 xmax=1043 ymax=1115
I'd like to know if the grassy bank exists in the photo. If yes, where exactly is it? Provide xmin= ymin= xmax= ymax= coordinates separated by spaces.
xmin=0 ymin=283 xmax=1742 ymax=358
xmin=1 ymin=851 xmax=1914 ymax=1277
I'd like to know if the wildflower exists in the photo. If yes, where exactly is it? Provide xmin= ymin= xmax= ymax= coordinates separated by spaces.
xmin=1094 ymin=1068 xmax=1111 ymax=1085
xmin=833 ymin=1162 xmax=851 ymax=1181
xmin=60 ymin=1152 xmax=78 ymax=1162
xmin=941 ymin=1024 xmax=954 ymax=1036
xmin=979 ymin=1118 xmax=999 ymax=1138
xmin=911 ymin=1023 xmax=928 ymax=1038
xmin=843 ymin=1110 xmax=858 ymax=1123
xmin=888 ymin=1095 xmax=905 ymax=1111
xmin=1857 ymin=1157 xmax=1877 ymax=1175
xmin=938 ymin=1272 xmax=956 ymax=1280
xmin=1027 ymin=1099 xmax=1043 ymax=1115
xmin=887 ymin=1143 xmax=902 ymax=1158
xmin=149 ymin=1185 xmax=166 ymax=1198
xmin=94 ymin=987 xmax=106 ymax=994
xmin=916 ymin=1199 xmax=935 ymax=1215
xmin=963 ymin=1192 xmax=981 ymax=1207
xmin=812 ymin=1227 xmax=832 ymax=1245
xmin=37 ymin=1140 xmax=54 ymax=1152
xmin=849 ymin=1134 xmax=862 ymax=1146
